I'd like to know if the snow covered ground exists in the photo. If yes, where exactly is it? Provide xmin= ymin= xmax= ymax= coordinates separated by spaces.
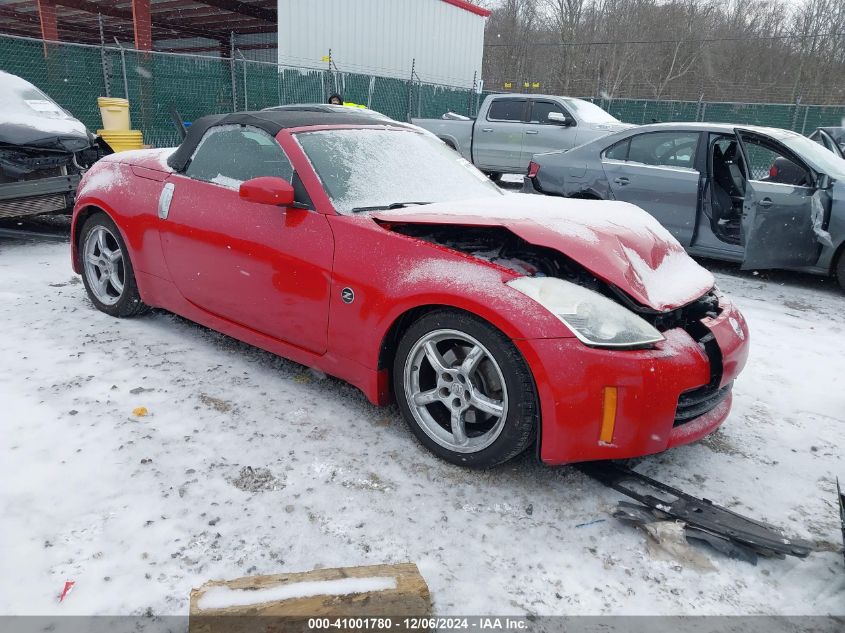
xmin=1 ymin=236 xmax=843 ymax=618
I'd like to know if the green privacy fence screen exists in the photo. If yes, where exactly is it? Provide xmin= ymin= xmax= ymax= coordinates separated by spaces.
xmin=2 ymin=33 xmax=844 ymax=149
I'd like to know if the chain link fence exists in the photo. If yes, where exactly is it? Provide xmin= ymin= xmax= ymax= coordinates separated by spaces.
xmin=590 ymin=96 xmax=845 ymax=134
xmin=1 ymin=33 xmax=843 ymax=150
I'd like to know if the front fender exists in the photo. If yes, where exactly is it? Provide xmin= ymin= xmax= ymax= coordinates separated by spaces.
xmin=325 ymin=216 xmax=576 ymax=373
xmin=71 ymin=162 xmax=170 ymax=281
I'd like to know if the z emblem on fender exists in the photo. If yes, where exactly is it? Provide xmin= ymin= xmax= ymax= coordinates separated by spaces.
xmin=341 ymin=287 xmax=355 ymax=304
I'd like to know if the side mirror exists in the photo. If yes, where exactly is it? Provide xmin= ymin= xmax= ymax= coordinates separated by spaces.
xmin=816 ymin=173 xmax=832 ymax=190
xmin=239 ymin=176 xmax=295 ymax=206
xmin=547 ymin=111 xmax=574 ymax=127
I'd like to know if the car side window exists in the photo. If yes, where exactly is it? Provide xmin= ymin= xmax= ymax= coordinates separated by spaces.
xmin=740 ymin=135 xmax=812 ymax=186
xmin=185 ymin=125 xmax=294 ymax=189
xmin=603 ymin=139 xmax=629 ymax=161
xmin=529 ymin=100 xmax=568 ymax=124
xmin=487 ymin=99 xmax=527 ymax=122
xmin=627 ymin=132 xmax=699 ymax=169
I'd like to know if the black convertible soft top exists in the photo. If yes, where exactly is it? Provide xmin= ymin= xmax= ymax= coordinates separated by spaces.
xmin=167 ymin=110 xmax=392 ymax=172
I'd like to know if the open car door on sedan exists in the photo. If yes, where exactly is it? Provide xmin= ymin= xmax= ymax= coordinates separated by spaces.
xmin=526 ymin=123 xmax=845 ymax=291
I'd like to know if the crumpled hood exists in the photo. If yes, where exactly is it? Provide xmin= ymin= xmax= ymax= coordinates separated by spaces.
xmin=374 ymin=195 xmax=715 ymax=312
xmin=0 ymin=120 xmax=90 ymax=151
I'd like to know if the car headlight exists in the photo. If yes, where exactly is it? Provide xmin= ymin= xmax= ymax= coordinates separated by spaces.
xmin=507 ymin=277 xmax=664 ymax=349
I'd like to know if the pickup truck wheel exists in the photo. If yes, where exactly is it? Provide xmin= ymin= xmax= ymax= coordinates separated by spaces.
xmin=486 ymin=172 xmax=503 ymax=182
xmin=393 ymin=310 xmax=537 ymax=468
xmin=79 ymin=212 xmax=149 ymax=318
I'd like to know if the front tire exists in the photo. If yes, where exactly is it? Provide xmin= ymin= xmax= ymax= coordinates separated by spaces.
xmin=393 ymin=310 xmax=538 ymax=468
xmin=79 ymin=212 xmax=148 ymax=317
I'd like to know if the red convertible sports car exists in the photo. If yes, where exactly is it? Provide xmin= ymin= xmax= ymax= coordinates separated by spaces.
xmin=71 ymin=110 xmax=749 ymax=468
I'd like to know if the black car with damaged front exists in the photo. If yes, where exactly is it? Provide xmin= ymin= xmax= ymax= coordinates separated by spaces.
xmin=0 ymin=71 xmax=107 ymax=220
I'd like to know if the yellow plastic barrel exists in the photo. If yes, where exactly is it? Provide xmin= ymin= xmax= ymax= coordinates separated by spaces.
xmin=97 ymin=97 xmax=131 ymax=131
xmin=97 ymin=129 xmax=144 ymax=153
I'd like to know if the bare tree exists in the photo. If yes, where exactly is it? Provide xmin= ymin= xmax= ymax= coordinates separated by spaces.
xmin=482 ymin=0 xmax=845 ymax=104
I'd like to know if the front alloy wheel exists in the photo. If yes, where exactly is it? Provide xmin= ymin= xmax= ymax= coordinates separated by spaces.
xmin=394 ymin=310 xmax=538 ymax=468
xmin=83 ymin=226 xmax=125 ymax=306
xmin=404 ymin=329 xmax=508 ymax=453
xmin=79 ymin=212 xmax=149 ymax=318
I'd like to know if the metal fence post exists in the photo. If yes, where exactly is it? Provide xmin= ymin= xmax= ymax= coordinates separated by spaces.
xmin=367 ymin=75 xmax=375 ymax=109
xmin=98 ymin=14 xmax=110 ymax=97
xmin=468 ymin=71 xmax=476 ymax=117
xmin=801 ymin=105 xmax=810 ymax=135
xmin=112 ymin=38 xmax=129 ymax=100
xmin=406 ymin=58 xmax=415 ymax=122
xmin=791 ymin=96 xmax=802 ymax=131
xmin=239 ymin=50 xmax=248 ymax=110
xmin=229 ymin=32 xmax=237 ymax=111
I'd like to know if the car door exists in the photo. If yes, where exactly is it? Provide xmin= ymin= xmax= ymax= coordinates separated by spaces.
xmin=158 ymin=124 xmax=334 ymax=354
xmin=600 ymin=131 xmax=702 ymax=245
xmin=521 ymin=99 xmax=578 ymax=166
xmin=737 ymin=131 xmax=822 ymax=270
xmin=809 ymin=129 xmax=845 ymax=158
xmin=473 ymin=98 xmax=527 ymax=172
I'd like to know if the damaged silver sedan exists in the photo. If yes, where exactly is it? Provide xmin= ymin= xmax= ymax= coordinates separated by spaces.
xmin=525 ymin=123 xmax=845 ymax=291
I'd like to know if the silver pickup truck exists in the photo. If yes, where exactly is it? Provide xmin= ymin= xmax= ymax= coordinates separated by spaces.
xmin=412 ymin=93 xmax=633 ymax=177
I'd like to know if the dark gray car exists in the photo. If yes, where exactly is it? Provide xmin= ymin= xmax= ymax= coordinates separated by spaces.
xmin=525 ymin=122 xmax=845 ymax=290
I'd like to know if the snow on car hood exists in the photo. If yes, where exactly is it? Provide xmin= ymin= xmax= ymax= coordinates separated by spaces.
xmin=374 ymin=196 xmax=715 ymax=312
xmin=0 ymin=71 xmax=89 ymax=148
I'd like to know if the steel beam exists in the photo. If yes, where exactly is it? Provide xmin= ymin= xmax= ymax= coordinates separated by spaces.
xmin=193 ymin=0 xmax=276 ymax=23
xmin=131 ymin=0 xmax=152 ymax=50
xmin=36 ymin=0 xmax=59 ymax=41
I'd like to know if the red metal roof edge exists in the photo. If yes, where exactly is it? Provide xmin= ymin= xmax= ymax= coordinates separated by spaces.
xmin=441 ymin=0 xmax=491 ymax=18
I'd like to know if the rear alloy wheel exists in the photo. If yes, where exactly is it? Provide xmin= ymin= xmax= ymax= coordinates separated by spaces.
xmin=394 ymin=310 xmax=537 ymax=468
xmin=79 ymin=213 xmax=148 ymax=317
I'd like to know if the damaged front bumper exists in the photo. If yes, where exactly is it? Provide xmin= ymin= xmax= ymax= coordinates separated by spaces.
xmin=518 ymin=294 xmax=750 ymax=465
xmin=0 ymin=142 xmax=104 ymax=219
xmin=0 ymin=173 xmax=80 ymax=219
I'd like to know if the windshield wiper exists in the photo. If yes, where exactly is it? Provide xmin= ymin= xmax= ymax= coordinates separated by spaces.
xmin=351 ymin=201 xmax=432 ymax=213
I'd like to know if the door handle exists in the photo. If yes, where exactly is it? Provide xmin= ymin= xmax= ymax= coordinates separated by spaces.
xmin=481 ymin=128 xmax=493 ymax=132
xmin=759 ymin=197 xmax=773 ymax=208
xmin=525 ymin=130 xmax=539 ymax=135
xmin=613 ymin=177 xmax=629 ymax=186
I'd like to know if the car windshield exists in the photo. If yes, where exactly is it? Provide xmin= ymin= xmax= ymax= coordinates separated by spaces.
xmin=296 ymin=128 xmax=504 ymax=214
xmin=562 ymin=98 xmax=621 ymax=125
xmin=779 ymin=132 xmax=845 ymax=178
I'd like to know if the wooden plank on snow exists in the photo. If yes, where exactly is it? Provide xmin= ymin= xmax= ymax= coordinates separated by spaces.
xmin=189 ymin=562 xmax=431 ymax=633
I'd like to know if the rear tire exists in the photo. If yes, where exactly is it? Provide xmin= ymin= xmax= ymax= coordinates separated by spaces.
xmin=393 ymin=310 xmax=538 ymax=468
xmin=79 ymin=212 xmax=149 ymax=318
xmin=836 ymin=250 xmax=845 ymax=293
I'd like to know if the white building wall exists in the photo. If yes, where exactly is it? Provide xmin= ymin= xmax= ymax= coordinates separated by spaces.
xmin=277 ymin=0 xmax=485 ymax=88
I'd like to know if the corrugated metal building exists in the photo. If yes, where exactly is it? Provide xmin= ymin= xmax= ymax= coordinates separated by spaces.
xmin=277 ymin=0 xmax=489 ymax=88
